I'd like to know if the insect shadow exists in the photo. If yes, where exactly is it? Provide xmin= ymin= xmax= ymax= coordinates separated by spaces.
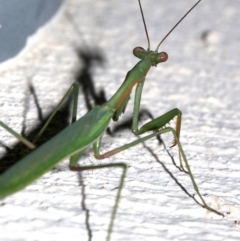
xmin=0 ymin=48 xmax=104 ymax=171
xmin=141 ymin=141 xmax=203 ymax=207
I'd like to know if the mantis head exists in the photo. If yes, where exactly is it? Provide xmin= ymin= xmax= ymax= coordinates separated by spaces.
xmin=133 ymin=47 xmax=168 ymax=67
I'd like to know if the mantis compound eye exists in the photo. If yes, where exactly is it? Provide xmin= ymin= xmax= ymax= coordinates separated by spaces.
xmin=133 ymin=47 xmax=145 ymax=57
xmin=158 ymin=52 xmax=168 ymax=62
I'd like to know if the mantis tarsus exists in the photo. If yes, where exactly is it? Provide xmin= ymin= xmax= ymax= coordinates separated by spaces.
xmin=0 ymin=0 xmax=224 ymax=240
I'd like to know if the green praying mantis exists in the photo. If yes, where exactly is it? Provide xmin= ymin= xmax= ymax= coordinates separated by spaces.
xmin=0 ymin=0 xmax=224 ymax=240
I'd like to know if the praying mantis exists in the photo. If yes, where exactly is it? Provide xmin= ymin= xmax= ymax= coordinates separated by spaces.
xmin=0 ymin=0 xmax=224 ymax=240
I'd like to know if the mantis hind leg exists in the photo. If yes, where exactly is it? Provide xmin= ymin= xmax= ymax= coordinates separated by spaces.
xmin=69 ymin=162 xmax=127 ymax=241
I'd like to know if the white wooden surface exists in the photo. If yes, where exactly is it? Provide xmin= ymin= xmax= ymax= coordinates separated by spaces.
xmin=0 ymin=0 xmax=240 ymax=240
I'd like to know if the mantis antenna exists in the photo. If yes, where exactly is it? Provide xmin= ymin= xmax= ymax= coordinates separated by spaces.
xmin=137 ymin=0 xmax=151 ymax=50
xmin=137 ymin=0 xmax=202 ymax=52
